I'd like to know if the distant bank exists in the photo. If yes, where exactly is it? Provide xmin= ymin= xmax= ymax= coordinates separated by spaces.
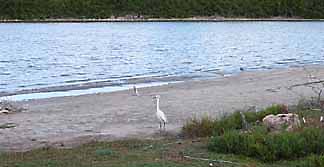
xmin=1 ymin=0 xmax=324 ymax=21
xmin=1 ymin=17 xmax=324 ymax=23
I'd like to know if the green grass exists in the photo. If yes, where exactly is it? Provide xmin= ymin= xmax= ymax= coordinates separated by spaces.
xmin=0 ymin=139 xmax=211 ymax=167
xmin=4 ymin=137 xmax=324 ymax=167
xmin=208 ymin=127 xmax=324 ymax=162
xmin=2 ymin=104 xmax=324 ymax=166
xmin=2 ymin=137 xmax=324 ymax=167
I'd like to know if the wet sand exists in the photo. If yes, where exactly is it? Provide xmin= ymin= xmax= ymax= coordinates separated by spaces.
xmin=1 ymin=66 xmax=324 ymax=152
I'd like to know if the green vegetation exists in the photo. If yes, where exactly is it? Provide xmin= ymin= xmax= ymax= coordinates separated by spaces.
xmin=182 ymin=104 xmax=286 ymax=138
xmin=209 ymin=127 xmax=324 ymax=162
xmin=2 ymin=103 xmax=324 ymax=166
xmin=183 ymin=102 xmax=324 ymax=164
xmin=2 ymin=137 xmax=324 ymax=167
xmin=0 ymin=0 xmax=324 ymax=20
xmin=182 ymin=116 xmax=215 ymax=138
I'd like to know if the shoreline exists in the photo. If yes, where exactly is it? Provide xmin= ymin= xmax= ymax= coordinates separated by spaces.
xmin=1 ymin=18 xmax=324 ymax=23
xmin=1 ymin=66 xmax=324 ymax=152
xmin=0 ymin=74 xmax=212 ymax=100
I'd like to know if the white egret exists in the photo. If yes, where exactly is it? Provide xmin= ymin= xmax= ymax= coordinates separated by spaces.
xmin=153 ymin=95 xmax=167 ymax=130
xmin=302 ymin=117 xmax=306 ymax=124
xmin=320 ymin=116 xmax=324 ymax=123
xmin=133 ymin=85 xmax=139 ymax=96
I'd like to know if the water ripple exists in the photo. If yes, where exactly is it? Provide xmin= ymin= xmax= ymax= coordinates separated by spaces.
xmin=0 ymin=22 xmax=324 ymax=94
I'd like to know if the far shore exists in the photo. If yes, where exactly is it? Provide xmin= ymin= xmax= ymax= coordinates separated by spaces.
xmin=1 ymin=17 xmax=324 ymax=23
xmin=1 ymin=66 xmax=324 ymax=152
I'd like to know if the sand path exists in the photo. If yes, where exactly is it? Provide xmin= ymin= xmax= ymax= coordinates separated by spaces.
xmin=1 ymin=66 xmax=324 ymax=152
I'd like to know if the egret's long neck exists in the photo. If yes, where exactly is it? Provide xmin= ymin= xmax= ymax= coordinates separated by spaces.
xmin=156 ymin=98 xmax=160 ymax=111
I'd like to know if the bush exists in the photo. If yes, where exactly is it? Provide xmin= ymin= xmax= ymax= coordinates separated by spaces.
xmin=182 ymin=105 xmax=285 ymax=138
xmin=208 ymin=127 xmax=324 ymax=162
xmin=251 ymin=104 xmax=286 ymax=121
xmin=213 ymin=104 xmax=286 ymax=136
xmin=182 ymin=116 xmax=214 ymax=138
xmin=212 ymin=112 xmax=243 ymax=136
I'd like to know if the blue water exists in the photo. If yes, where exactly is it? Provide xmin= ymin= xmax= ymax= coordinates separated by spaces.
xmin=0 ymin=22 xmax=324 ymax=96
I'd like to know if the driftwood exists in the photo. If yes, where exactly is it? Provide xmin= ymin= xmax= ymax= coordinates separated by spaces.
xmin=0 ymin=123 xmax=17 ymax=129
xmin=288 ymin=67 xmax=324 ymax=112
xmin=0 ymin=100 xmax=24 ymax=114
xmin=239 ymin=111 xmax=249 ymax=130
xmin=288 ymin=80 xmax=324 ymax=89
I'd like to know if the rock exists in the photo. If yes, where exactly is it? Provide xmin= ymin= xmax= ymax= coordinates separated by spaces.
xmin=0 ymin=109 xmax=10 ymax=114
xmin=262 ymin=113 xmax=300 ymax=132
xmin=0 ymin=100 xmax=25 ymax=114
xmin=0 ymin=123 xmax=17 ymax=129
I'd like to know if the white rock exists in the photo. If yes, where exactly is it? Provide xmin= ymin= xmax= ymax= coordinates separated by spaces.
xmin=262 ymin=113 xmax=300 ymax=132
xmin=0 ymin=109 xmax=10 ymax=114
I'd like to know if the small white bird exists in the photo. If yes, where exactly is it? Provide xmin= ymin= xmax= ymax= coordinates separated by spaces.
xmin=302 ymin=117 xmax=306 ymax=124
xmin=133 ymin=85 xmax=139 ymax=96
xmin=153 ymin=95 xmax=167 ymax=131
xmin=320 ymin=116 xmax=324 ymax=123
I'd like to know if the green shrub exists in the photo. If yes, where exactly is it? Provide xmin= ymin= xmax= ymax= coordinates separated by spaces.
xmin=213 ymin=104 xmax=285 ymax=136
xmin=182 ymin=116 xmax=214 ymax=138
xmin=182 ymin=105 xmax=285 ymax=138
xmin=212 ymin=112 xmax=243 ymax=136
xmin=208 ymin=128 xmax=324 ymax=162
xmin=255 ymin=105 xmax=285 ymax=121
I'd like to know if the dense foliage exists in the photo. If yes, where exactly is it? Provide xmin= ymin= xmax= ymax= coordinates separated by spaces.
xmin=182 ymin=105 xmax=285 ymax=138
xmin=204 ymin=102 xmax=324 ymax=162
xmin=0 ymin=0 xmax=324 ymax=20
xmin=208 ymin=127 xmax=324 ymax=162
xmin=183 ymin=102 xmax=324 ymax=162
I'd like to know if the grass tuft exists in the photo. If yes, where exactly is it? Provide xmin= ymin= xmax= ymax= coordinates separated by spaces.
xmin=95 ymin=149 xmax=114 ymax=156
xmin=300 ymin=155 xmax=324 ymax=167
xmin=182 ymin=116 xmax=214 ymax=138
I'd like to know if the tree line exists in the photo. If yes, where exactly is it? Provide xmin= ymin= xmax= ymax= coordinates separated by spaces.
xmin=0 ymin=0 xmax=323 ymax=20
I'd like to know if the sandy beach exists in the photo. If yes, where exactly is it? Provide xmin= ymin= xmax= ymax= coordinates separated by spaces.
xmin=1 ymin=66 xmax=324 ymax=152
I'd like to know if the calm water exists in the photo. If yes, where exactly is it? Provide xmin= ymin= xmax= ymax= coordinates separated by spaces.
xmin=0 ymin=22 xmax=324 ymax=96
